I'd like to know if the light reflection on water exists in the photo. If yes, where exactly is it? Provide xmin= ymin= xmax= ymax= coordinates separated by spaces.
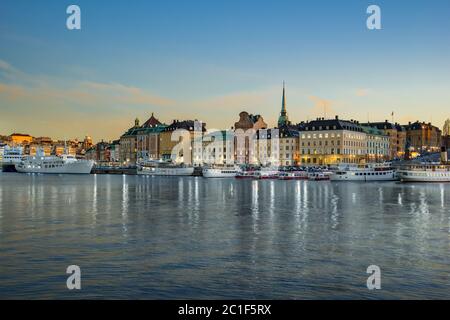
xmin=0 ymin=173 xmax=449 ymax=299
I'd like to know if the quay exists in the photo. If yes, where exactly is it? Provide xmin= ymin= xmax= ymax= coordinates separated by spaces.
xmin=91 ymin=165 xmax=137 ymax=175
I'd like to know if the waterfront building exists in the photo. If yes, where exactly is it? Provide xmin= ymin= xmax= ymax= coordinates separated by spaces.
xmin=233 ymin=112 xmax=268 ymax=165
xmin=0 ymin=143 xmax=5 ymax=162
xmin=404 ymin=121 xmax=442 ymax=154
xmin=10 ymin=133 xmax=33 ymax=145
xmin=443 ymin=135 xmax=450 ymax=149
xmin=109 ymin=140 xmax=120 ymax=163
xmin=28 ymin=137 xmax=53 ymax=156
xmin=299 ymin=117 xmax=367 ymax=165
xmin=362 ymin=121 xmax=406 ymax=159
xmin=159 ymin=119 xmax=206 ymax=165
xmin=361 ymin=125 xmax=390 ymax=162
xmin=119 ymin=118 xmax=141 ymax=165
xmin=135 ymin=113 xmax=167 ymax=161
xmin=195 ymin=130 xmax=235 ymax=165
xmin=83 ymin=136 xmax=93 ymax=151
xmin=278 ymin=125 xmax=300 ymax=166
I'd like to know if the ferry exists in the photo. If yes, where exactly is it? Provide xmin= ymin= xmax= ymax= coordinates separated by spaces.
xmin=278 ymin=170 xmax=308 ymax=180
xmin=397 ymin=148 xmax=450 ymax=182
xmin=236 ymin=170 xmax=258 ymax=179
xmin=15 ymin=150 xmax=94 ymax=174
xmin=137 ymin=159 xmax=194 ymax=176
xmin=256 ymin=167 xmax=279 ymax=180
xmin=329 ymin=163 xmax=397 ymax=181
xmin=202 ymin=165 xmax=240 ymax=178
xmin=1 ymin=146 xmax=23 ymax=172
xmin=308 ymin=171 xmax=331 ymax=181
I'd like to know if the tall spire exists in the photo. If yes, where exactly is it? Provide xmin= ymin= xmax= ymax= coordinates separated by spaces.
xmin=278 ymin=81 xmax=289 ymax=127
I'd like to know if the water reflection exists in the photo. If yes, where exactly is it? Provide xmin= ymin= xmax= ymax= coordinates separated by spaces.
xmin=0 ymin=173 xmax=449 ymax=299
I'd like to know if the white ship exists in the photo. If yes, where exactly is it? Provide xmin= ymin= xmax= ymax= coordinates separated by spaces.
xmin=397 ymin=164 xmax=450 ymax=182
xmin=278 ymin=170 xmax=308 ymax=180
xmin=397 ymin=149 xmax=450 ymax=182
xmin=330 ymin=163 xmax=397 ymax=181
xmin=202 ymin=165 xmax=239 ymax=178
xmin=1 ymin=146 xmax=24 ymax=172
xmin=256 ymin=167 xmax=280 ymax=180
xmin=15 ymin=151 xmax=94 ymax=174
xmin=137 ymin=159 xmax=194 ymax=176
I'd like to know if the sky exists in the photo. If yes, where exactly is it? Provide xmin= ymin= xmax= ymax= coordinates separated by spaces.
xmin=1 ymin=0 xmax=450 ymax=141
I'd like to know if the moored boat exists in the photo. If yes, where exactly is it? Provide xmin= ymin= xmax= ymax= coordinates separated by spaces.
xmin=308 ymin=171 xmax=330 ymax=181
xmin=257 ymin=167 xmax=279 ymax=180
xmin=329 ymin=163 xmax=397 ymax=181
xmin=1 ymin=146 xmax=23 ymax=172
xmin=236 ymin=170 xmax=258 ymax=179
xmin=15 ymin=152 xmax=94 ymax=174
xmin=202 ymin=165 xmax=239 ymax=178
xmin=397 ymin=164 xmax=450 ymax=182
xmin=278 ymin=170 xmax=308 ymax=180
xmin=137 ymin=159 xmax=194 ymax=176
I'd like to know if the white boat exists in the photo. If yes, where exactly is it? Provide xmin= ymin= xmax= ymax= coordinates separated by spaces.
xmin=137 ymin=159 xmax=194 ymax=176
xmin=1 ymin=146 xmax=24 ymax=172
xmin=278 ymin=171 xmax=308 ymax=180
xmin=397 ymin=164 xmax=450 ymax=182
xmin=256 ymin=167 xmax=279 ymax=180
xmin=308 ymin=171 xmax=330 ymax=181
xmin=202 ymin=165 xmax=239 ymax=178
xmin=15 ymin=152 xmax=94 ymax=174
xmin=329 ymin=163 xmax=397 ymax=181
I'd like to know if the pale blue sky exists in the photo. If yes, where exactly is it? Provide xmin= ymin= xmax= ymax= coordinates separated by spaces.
xmin=1 ymin=0 xmax=449 ymax=141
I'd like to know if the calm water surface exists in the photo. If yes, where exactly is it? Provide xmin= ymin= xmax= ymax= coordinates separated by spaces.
xmin=0 ymin=172 xmax=449 ymax=299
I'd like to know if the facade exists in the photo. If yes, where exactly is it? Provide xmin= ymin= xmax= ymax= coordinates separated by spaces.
xmin=299 ymin=117 xmax=368 ymax=165
xmin=233 ymin=112 xmax=268 ymax=165
xmin=159 ymin=120 xmax=206 ymax=165
xmin=135 ymin=113 xmax=166 ymax=161
xmin=362 ymin=121 xmax=406 ymax=159
xmin=109 ymin=140 xmax=120 ymax=163
xmin=404 ymin=121 xmax=442 ymax=154
xmin=278 ymin=125 xmax=300 ymax=166
xmin=361 ymin=126 xmax=390 ymax=162
xmin=195 ymin=130 xmax=235 ymax=165
xmin=10 ymin=133 xmax=33 ymax=145
xmin=119 ymin=118 xmax=141 ymax=165
xmin=443 ymin=135 xmax=450 ymax=149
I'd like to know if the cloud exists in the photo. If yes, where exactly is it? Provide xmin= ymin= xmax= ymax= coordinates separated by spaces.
xmin=308 ymin=95 xmax=333 ymax=116
xmin=0 ymin=59 xmax=179 ymax=140
xmin=355 ymin=88 xmax=371 ymax=97
xmin=80 ymin=82 xmax=176 ymax=107
xmin=193 ymin=87 xmax=277 ymax=111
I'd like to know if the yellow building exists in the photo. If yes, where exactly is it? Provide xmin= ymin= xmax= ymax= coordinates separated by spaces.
xmin=10 ymin=133 xmax=33 ymax=145
xmin=159 ymin=120 xmax=206 ymax=165
xmin=405 ymin=121 xmax=442 ymax=154
xmin=299 ymin=117 xmax=368 ymax=165
xmin=362 ymin=121 xmax=406 ymax=159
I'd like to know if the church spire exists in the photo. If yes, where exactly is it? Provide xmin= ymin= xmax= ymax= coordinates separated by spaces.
xmin=278 ymin=81 xmax=289 ymax=127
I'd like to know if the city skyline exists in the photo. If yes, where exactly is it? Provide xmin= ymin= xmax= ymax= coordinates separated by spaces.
xmin=1 ymin=0 xmax=450 ymax=141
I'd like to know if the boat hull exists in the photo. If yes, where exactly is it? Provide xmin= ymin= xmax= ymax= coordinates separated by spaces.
xmin=15 ymin=161 xmax=94 ymax=174
xmin=202 ymin=168 xmax=238 ymax=178
xmin=330 ymin=170 xmax=397 ymax=181
xmin=1 ymin=163 xmax=17 ymax=172
xmin=398 ymin=170 xmax=450 ymax=182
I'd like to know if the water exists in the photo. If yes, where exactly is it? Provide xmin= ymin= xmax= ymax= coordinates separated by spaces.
xmin=0 ymin=172 xmax=449 ymax=299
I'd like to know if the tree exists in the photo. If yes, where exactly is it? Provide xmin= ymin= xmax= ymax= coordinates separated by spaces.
xmin=444 ymin=119 xmax=450 ymax=136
